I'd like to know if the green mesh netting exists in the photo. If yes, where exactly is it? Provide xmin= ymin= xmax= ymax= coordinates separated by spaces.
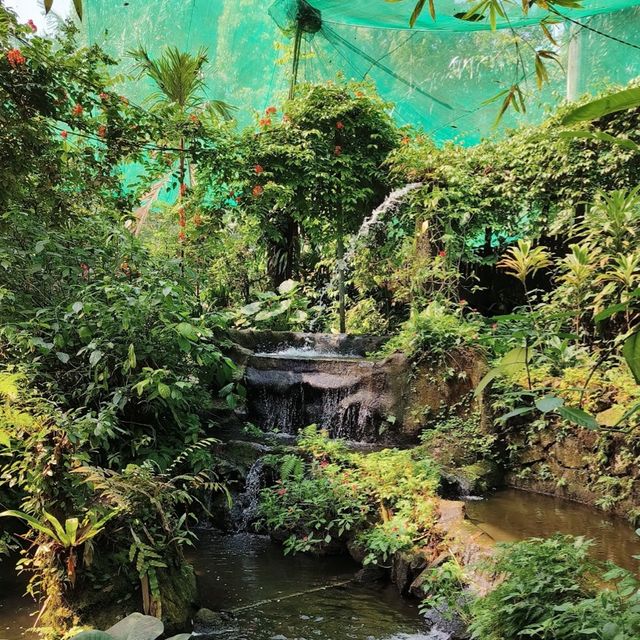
xmin=83 ymin=0 xmax=640 ymax=144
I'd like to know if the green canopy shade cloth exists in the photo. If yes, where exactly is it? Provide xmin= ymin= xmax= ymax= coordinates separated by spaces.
xmin=83 ymin=0 xmax=640 ymax=144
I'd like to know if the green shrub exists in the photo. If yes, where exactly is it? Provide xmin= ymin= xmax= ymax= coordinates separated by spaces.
xmin=470 ymin=535 xmax=640 ymax=640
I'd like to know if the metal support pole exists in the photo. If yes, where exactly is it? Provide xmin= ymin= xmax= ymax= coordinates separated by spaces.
xmin=566 ymin=23 xmax=583 ymax=102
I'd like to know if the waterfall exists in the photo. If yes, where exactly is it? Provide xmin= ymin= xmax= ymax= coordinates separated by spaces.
xmin=309 ymin=182 xmax=422 ymax=331
xmin=342 ymin=182 xmax=423 ymax=268
xmin=232 ymin=458 xmax=266 ymax=532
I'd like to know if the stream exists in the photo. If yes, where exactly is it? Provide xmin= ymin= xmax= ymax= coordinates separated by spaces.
xmin=466 ymin=488 xmax=640 ymax=573
xmin=1 ymin=489 xmax=639 ymax=640
xmin=188 ymin=531 xmax=434 ymax=640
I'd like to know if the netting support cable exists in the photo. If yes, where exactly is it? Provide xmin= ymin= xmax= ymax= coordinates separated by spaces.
xmin=323 ymin=25 xmax=454 ymax=111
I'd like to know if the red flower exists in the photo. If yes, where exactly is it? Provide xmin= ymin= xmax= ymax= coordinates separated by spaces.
xmin=60 ymin=130 xmax=68 ymax=139
xmin=189 ymin=113 xmax=200 ymax=124
xmin=98 ymin=125 xmax=107 ymax=138
xmin=259 ymin=117 xmax=272 ymax=127
xmin=178 ymin=230 xmax=186 ymax=242
xmin=99 ymin=92 xmax=109 ymax=102
xmin=265 ymin=106 xmax=277 ymax=115
xmin=276 ymin=487 xmax=287 ymax=497
xmin=7 ymin=48 xmax=26 ymax=67
xmin=27 ymin=20 xmax=37 ymax=33
xmin=334 ymin=145 xmax=342 ymax=156
xmin=459 ymin=299 xmax=468 ymax=306
xmin=438 ymin=250 xmax=446 ymax=258
xmin=71 ymin=103 xmax=83 ymax=117
xmin=254 ymin=164 xmax=264 ymax=175
xmin=252 ymin=185 xmax=264 ymax=197
xmin=336 ymin=121 xmax=344 ymax=130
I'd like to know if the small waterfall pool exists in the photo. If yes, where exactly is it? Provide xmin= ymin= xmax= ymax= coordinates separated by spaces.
xmin=188 ymin=531 xmax=439 ymax=640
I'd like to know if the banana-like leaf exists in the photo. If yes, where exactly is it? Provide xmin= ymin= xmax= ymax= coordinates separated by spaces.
xmin=562 ymin=87 xmax=640 ymax=125
xmin=43 ymin=511 xmax=69 ymax=544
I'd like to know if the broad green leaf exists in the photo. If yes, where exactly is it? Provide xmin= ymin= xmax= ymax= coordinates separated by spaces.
xmin=623 ymin=331 xmax=640 ymax=384
xmin=240 ymin=302 xmax=262 ymax=316
xmin=157 ymin=383 xmax=171 ymax=399
xmin=65 ymin=518 xmax=79 ymax=546
xmin=561 ymin=86 xmax=640 ymax=125
xmin=535 ymin=395 xmax=564 ymax=413
xmin=499 ymin=347 xmax=529 ymax=376
xmin=89 ymin=350 xmax=103 ymax=366
xmin=277 ymin=279 xmax=299 ymax=295
xmin=176 ymin=322 xmax=199 ymax=341
xmin=474 ymin=368 xmax=499 ymax=397
xmin=557 ymin=406 xmax=599 ymax=430
xmin=0 ymin=429 xmax=10 ymax=447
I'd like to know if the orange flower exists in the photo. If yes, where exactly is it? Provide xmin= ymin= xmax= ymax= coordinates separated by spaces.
xmin=60 ymin=130 xmax=68 ymax=139
xmin=7 ymin=48 xmax=26 ymax=67
xmin=254 ymin=164 xmax=264 ymax=174
xmin=401 ymin=136 xmax=410 ymax=145
xmin=98 ymin=125 xmax=107 ymax=138
xmin=178 ymin=206 xmax=186 ymax=227
xmin=265 ymin=106 xmax=277 ymax=115
xmin=438 ymin=250 xmax=446 ymax=258
xmin=252 ymin=185 xmax=264 ymax=197
xmin=179 ymin=183 xmax=188 ymax=197
xmin=336 ymin=121 xmax=344 ymax=130
xmin=189 ymin=113 xmax=200 ymax=124
xmin=71 ymin=103 xmax=83 ymax=117
xmin=259 ymin=117 xmax=271 ymax=127
xmin=178 ymin=230 xmax=186 ymax=241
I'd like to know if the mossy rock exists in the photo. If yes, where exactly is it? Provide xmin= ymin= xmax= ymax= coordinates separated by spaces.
xmin=158 ymin=563 xmax=198 ymax=633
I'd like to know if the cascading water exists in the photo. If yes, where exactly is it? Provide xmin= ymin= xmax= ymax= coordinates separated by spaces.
xmin=231 ymin=458 xmax=266 ymax=532
xmin=309 ymin=182 xmax=422 ymax=331
xmin=233 ymin=331 xmax=408 ymax=443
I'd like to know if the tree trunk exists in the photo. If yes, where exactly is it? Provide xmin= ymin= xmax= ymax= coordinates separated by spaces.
xmin=337 ymin=209 xmax=346 ymax=334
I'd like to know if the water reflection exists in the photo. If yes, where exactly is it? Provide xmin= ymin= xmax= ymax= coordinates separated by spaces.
xmin=466 ymin=489 xmax=640 ymax=572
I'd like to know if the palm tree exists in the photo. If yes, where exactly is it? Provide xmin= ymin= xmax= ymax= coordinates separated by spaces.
xmin=130 ymin=47 xmax=234 ymax=243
